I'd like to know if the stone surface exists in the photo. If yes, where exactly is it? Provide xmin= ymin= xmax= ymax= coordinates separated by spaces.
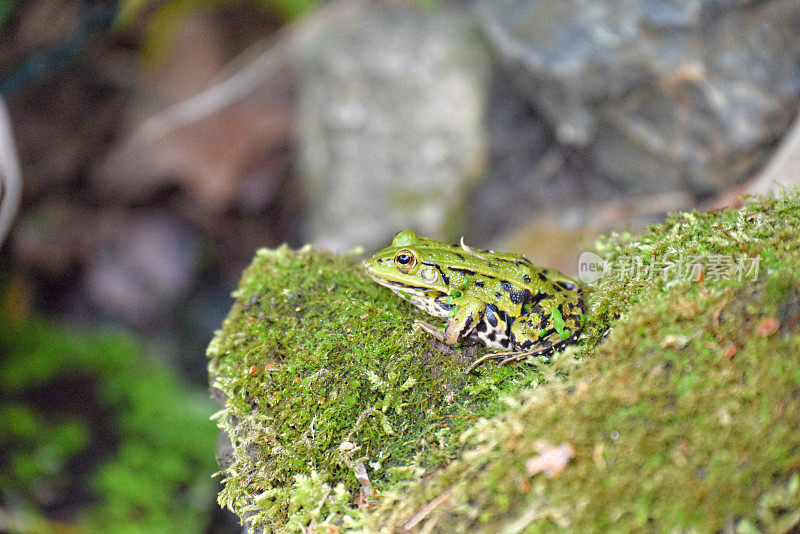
xmin=82 ymin=213 xmax=197 ymax=326
xmin=475 ymin=0 xmax=800 ymax=195
xmin=465 ymin=66 xmax=622 ymax=246
xmin=295 ymin=4 xmax=489 ymax=252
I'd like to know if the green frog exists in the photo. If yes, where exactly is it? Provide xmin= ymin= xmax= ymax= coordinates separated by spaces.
xmin=363 ymin=230 xmax=584 ymax=370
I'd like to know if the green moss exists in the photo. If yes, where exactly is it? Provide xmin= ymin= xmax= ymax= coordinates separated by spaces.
xmin=0 ymin=319 xmax=218 ymax=533
xmin=210 ymin=191 xmax=800 ymax=532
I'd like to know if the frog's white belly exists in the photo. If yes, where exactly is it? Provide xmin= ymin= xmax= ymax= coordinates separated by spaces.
xmin=389 ymin=287 xmax=450 ymax=318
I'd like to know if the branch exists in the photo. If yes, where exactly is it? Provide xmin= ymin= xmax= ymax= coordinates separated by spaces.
xmin=0 ymin=96 xmax=21 ymax=246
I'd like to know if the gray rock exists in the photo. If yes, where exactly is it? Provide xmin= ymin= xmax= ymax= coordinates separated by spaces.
xmin=83 ymin=213 xmax=197 ymax=326
xmin=466 ymin=66 xmax=622 ymax=244
xmin=295 ymin=4 xmax=490 ymax=252
xmin=476 ymin=0 xmax=800 ymax=194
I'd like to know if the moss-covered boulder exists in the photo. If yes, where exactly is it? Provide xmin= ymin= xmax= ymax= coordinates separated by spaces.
xmin=208 ymin=191 xmax=800 ymax=532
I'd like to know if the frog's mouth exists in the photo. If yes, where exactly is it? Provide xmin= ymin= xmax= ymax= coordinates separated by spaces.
xmin=363 ymin=265 xmax=431 ymax=296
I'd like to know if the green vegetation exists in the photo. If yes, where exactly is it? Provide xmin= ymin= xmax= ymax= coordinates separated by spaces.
xmin=209 ymin=191 xmax=800 ymax=532
xmin=118 ymin=0 xmax=320 ymax=27
xmin=259 ymin=0 xmax=320 ymax=20
xmin=0 ymin=319 xmax=218 ymax=533
xmin=0 ymin=1 xmax=12 ymax=26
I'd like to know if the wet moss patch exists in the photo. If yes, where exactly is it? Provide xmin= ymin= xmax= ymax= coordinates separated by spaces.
xmin=210 ymin=191 xmax=800 ymax=532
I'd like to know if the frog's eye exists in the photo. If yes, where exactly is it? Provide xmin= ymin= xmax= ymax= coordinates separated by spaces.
xmin=394 ymin=250 xmax=417 ymax=272
xmin=420 ymin=266 xmax=438 ymax=283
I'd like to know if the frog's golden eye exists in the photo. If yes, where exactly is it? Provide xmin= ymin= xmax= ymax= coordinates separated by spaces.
xmin=394 ymin=250 xmax=416 ymax=272
xmin=419 ymin=266 xmax=438 ymax=283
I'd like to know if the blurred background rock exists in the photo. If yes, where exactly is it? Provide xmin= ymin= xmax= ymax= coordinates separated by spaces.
xmin=0 ymin=0 xmax=798 ymax=531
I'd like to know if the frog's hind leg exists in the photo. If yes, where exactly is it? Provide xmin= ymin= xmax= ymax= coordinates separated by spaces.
xmin=466 ymin=328 xmax=581 ymax=373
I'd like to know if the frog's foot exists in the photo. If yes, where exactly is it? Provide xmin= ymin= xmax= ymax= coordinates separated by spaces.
xmin=414 ymin=320 xmax=449 ymax=344
xmin=466 ymin=345 xmax=552 ymax=374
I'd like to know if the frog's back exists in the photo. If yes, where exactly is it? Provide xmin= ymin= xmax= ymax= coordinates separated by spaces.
xmin=472 ymin=249 xmax=577 ymax=294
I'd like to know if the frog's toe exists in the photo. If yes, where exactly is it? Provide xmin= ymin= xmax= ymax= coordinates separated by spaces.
xmin=465 ymin=351 xmax=508 ymax=373
xmin=414 ymin=319 xmax=439 ymax=335
xmin=518 ymin=338 xmax=553 ymax=352
xmin=498 ymin=353 xmax=534 ymax=366
xmin=414 ymin=319 xmax=450 ymax=344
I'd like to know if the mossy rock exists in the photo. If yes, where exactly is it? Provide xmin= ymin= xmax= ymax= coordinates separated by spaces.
xmin=208 ymin=191 xmax=800 ymax=532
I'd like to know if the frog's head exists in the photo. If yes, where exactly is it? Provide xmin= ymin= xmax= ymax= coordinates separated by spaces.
xmin=363 ymin=229 xmax=450 ymax=295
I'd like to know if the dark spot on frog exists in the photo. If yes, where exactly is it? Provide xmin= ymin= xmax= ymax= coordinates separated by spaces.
xmin=523 ymin=292 xmax=546 ymax=314
xmin=485 ymin=305 xmax=499 ymax=327
xmin=487 ymin=331 xmax=496 ymax=341
xmin=501 ymin=281 xmax=532 ymax=305
xmin=528 ymin=303 xmax=546 ymax=319
xmin=537 ymin=272 xmax=548 ymax=282
xmin=448 ymin=266 xmax=477 ymax=276
xmin=475 ymin=281 xmax=484 ymax=288
xmin=454 ymin=253 xmax=464 ymax=260
xmin=501 ymin=338 xmax=511 ymax=348
xmin=476 ymin=321 xmax=487 ymax=333
xmin=495 ymin=292 xmax=502 ymax=298
xmin=505 ymin=314 xmax=517 ymax=335
xmin=463 ymin=315 xmax=473 ymax=330
xmin=435 ymin=297 xmax=454 ymax=312
xmin=556 ymin=280 xmax=577 ymax=291
xmin=523 ymin=274 xmax=531 ymax=283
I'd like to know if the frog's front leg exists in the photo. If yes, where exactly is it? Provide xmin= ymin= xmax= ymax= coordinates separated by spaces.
xmin=414 ymin=297 xmax=485 ymax=346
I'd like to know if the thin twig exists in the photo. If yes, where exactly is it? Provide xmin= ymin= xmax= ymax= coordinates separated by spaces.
xmin=0 ymin=96 xmax=21 ymax=246
xmin=131 ymin=0 xmax=366 ymax=144
xmin=311 ymin=486 xmax=331 ymax=517
xmin=401 ymin=490 xmax=451 ymax=531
